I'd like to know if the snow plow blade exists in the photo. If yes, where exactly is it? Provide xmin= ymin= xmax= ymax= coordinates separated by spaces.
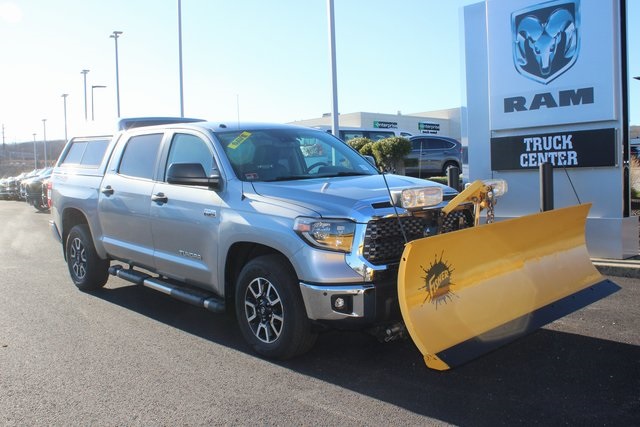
xmin=398 ymin=204 xmax=619 ymax=371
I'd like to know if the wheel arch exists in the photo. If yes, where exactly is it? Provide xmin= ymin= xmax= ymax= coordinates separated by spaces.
xmin=224 ymin=242 xmax=295 ymax=304
xmin=61 ymin=208 xmax=89 ymax=261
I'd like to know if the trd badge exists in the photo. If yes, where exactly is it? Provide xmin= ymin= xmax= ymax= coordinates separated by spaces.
xmin=512 ymin=0 xmax=580 ymax=84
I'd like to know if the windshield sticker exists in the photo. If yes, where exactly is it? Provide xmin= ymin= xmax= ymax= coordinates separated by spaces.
xmin=244 ymin=172 xmax=259 ymax=181
xmin=228 ymin=131 xmax=251 ymax=150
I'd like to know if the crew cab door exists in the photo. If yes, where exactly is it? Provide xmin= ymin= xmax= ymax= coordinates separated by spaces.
xmin=149 ymin=131 xmax=222 ymax=292
xmin=98 ymin=133 xmax=164 ymax=268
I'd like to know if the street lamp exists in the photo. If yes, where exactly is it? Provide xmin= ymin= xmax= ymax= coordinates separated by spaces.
xmin=81 ymin=69 xmax=90 ymax=120
xmin=178 ymin=0 xmax=184 ymax=117
xmin=110 ymin=30 xmax=123 ymax=117
xmin=61 ymin=94 xmax=68 ymax=141
xmin=42 ymin=119 xmax=47 ymax=166
xmin=91 ymin=85 xmax=107 ymax=121
xmin=327 ymin=0 xmax=339 ymax=137
xmin=32 ymin=133 xmax=37 ymax=169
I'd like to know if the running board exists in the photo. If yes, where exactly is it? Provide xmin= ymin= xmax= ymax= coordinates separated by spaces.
xmin=108 ymin=265 xmax=225 ymax=313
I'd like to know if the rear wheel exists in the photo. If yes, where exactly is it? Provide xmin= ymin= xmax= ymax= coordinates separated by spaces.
xmin=66 ymin=224 xmax=109 ymax=291
xmin=235 ymin=254 xmax=317 ymax=359
xmin=442 ymin=161 xmax=459 ymax=176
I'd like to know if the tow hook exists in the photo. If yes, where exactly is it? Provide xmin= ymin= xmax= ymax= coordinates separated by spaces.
xmin=369 ymin=323 xmax=407 ymax=343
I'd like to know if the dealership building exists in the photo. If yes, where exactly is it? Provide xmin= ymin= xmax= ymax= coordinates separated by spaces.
xmin=291 ymin=109 xmax=463 ymax=141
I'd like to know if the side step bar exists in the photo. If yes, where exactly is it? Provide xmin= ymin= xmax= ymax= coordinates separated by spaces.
xmin=108 ymin=265 xmax=225 ymax=313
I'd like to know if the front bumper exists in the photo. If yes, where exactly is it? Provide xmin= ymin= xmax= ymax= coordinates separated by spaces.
xmin=298 ymin=266 xmax=401 ymax=326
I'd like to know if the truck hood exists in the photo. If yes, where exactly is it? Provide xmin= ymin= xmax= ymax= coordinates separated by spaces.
xmin=251 ymin=174 xmax=455 ymax=222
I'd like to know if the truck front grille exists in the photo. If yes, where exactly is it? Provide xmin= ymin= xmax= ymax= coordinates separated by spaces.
xmin=362 ymin=209 xmax=473 ymax=266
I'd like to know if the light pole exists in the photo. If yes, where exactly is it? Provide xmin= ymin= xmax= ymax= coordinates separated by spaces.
xmin=81 ymin=69 xmax=90 ymax=120
xmin=61 ymin=94 xmax=68 ymax=141
xmin=178 ymin=0 xmax=184 ymax=117
xmin=42 ymin=119 xmax=47 ymax=166
xmin=110 ymin=30 xmax=123 ymax=117
xmin=327 ymin=0 xmax=339 ymax=137
xmin=91 ymin=85 xmax=107 ymax=121
xmin=32 ymin=133 xmax=37 ymax=169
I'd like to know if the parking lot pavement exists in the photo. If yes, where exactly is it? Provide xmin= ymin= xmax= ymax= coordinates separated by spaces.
xmin=0 ymin=201 xmax=638 ymax=425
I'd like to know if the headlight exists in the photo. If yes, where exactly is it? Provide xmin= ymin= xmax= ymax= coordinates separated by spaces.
xmin=392 ymin=187 xmax=443 ymax=210
xmin=294 ymin=217 xmax=356 ymax=252
xmin=482 ymin=179 xmax=508 ymax=197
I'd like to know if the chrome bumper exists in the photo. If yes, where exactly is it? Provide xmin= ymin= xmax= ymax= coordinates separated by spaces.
xmin=299 ymin=282 xmax=374 ymax=320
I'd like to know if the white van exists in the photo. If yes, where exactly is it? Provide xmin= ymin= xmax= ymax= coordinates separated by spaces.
xmin=312 ymin=126 xmax=412 ymax=142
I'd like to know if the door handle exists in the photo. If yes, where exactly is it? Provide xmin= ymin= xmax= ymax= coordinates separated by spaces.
xmin=101 ymin=185 xmax=114 ymax=196
xmin=151 ymin=192 xmax=168 ymax=204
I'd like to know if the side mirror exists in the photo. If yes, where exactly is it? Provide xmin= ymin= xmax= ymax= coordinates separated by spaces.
xmin=167 ymin=163 xmax=221 ymax=189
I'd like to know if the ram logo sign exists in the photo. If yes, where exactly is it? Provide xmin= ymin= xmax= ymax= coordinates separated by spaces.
xmin=512 ymin=0 xmax=580 ymax=84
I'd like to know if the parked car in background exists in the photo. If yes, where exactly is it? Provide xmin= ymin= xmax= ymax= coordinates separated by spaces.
xmin=404 ymin=135 xmax=462 ymax=178
xmin=0 ymin=175 xmax=22 ymax=200
xmin=23 ymin=168 xmax=52 ymax=211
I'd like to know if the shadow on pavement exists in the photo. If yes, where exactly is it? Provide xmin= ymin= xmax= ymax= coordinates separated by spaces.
xmin=92 ymin=283 xmax=639 ymax=426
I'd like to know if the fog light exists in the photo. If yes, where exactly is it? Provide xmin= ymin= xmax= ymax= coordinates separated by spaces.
xmin=331 ymin=295 xmax=353 ymax=314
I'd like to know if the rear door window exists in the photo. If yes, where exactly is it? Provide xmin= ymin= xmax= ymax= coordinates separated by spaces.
xmin=118 ymin=133 xmax=163 ymax=179
xmin=425 ymin=139 xmax=454 ymax=150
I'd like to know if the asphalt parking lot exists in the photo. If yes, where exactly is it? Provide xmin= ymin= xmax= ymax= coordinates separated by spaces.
xmin=1 ymin=201 xmax=638 ymax=425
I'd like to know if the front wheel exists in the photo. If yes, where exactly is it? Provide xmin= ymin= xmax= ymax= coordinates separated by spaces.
xmin=65 ymin=224 xmax=109 ymax=291
xmin=235 ymin=254 xmax=317 ymax=359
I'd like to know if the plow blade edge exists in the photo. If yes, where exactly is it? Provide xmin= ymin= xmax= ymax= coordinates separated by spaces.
xmin=398 ymin=204 xmax=619 ymax=370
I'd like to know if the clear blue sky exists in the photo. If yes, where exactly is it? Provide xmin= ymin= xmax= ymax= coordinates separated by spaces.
xmin=0 ymin=0 xmax=638 ymax=142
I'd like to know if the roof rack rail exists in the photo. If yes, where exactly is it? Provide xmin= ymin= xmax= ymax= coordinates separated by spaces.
xmin=117 ymin=117 xmax=206 ymax=131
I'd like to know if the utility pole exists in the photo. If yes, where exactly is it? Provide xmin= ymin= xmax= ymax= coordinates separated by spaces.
xmin=110 ymin=31 xmax=123 ymax=117
xmin=32 ymin=133 xmax=37 ymax=169
xmin=62 ymin=94 xmax=68 ymax=141
xmin=42 ymin=119 xmax=47 ymax=166
xmin=327 ymin=0 xmax=339 ymax=137
xmin=178 ymin=0 xmax=185 ymax=117
xmin=81 ymin=69 xmax=90 ymax=121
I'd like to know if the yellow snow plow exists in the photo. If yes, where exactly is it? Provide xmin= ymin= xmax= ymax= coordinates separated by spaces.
xmin=398 ymin=180 xmax=619 ymax=370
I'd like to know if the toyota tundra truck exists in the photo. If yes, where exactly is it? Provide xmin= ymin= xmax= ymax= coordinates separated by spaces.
xmin=50 ymin=117 xmax=472 ymax=359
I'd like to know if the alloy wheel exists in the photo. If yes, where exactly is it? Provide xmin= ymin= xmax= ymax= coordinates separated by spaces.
xmin=243 ymin=277 xmax=284 ymax=344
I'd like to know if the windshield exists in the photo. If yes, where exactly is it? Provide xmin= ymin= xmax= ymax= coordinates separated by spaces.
xmin=216 ymin=128 xmax=379 ymax=182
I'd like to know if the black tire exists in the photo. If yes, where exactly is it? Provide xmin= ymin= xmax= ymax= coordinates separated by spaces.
xmin=235 ymin=254 xmax=317 ymax=359
xmin=34 ymin=200 xmax=49 ymax=212
xmin=65 ymin=224 xmax=109 ymax=291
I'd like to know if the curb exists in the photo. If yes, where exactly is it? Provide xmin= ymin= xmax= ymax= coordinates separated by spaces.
xmin=592 ymin=257 xmax=640 ymax=279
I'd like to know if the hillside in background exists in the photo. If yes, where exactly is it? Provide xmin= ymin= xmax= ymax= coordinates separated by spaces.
xmin=0 ymin=139 xmax=65 ymax=177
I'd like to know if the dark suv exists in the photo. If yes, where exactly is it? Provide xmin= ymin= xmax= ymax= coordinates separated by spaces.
xmin=404 ymin=135 xmax=462 ymax=178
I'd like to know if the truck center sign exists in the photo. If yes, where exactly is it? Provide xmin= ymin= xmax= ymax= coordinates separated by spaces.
xmin=491 ymin=128 xmax=616 ymax=170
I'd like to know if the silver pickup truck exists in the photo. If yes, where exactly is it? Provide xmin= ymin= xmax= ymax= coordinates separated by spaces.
xmin=51 ymin=118 xmax=472 ymax=360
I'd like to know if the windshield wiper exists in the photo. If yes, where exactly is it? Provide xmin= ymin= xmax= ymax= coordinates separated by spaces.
xmin=266 ymin=175 xmax=318 ymax=182
xmin=331 ymin=171 xmax=373 ymax=177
